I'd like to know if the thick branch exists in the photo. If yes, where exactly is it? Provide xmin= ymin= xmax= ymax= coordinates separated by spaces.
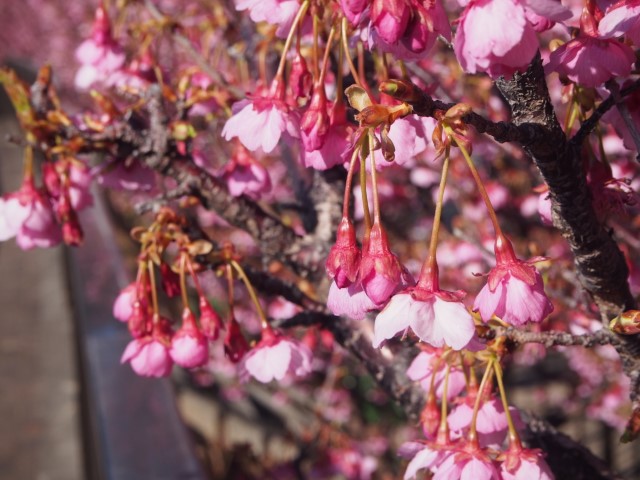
xmin=487 ymin=326 xmax=621 ymax=349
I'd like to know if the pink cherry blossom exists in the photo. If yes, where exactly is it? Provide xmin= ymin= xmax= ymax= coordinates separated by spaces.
xmin=325 ymin=217 xmax=361 ymax=288
xmin=599 ymin=0 xmax=640 ymax=46
xmin=546 ymin=7 xmax=635 ymax=87
xmin=473 ymin=235 xmax=553 ymax=326
xmin=546 ymin=36 xmax=635 ymax=88
xmin=242 ymin=328 xmax=313 ymax=383
xmin=169 ymin=309 xmax=209 ymax=369
xmin=301 ymin=101 xmax=352 ymax=170
xmin=404 ymin=444 xmax=452 ymax=480
xmin=500 ymin=447 xmax=554 ymax=480
xmin=0 ymin=179 xmax=62 ymax=250
xmin=373 ymin=290 xmax=475 ymax=350
xmin=371 ymin=0 xmax=411 ymax=44
xmin=121 ymin=322 xmax=174 ymax=378
xmin=221 ymin=144 xmax=272 ymax=200
xmin=369 ymin=0 xmax=451 ymax=60
xmin=300 ymin=84 xmax=331 ymax=152
xmin=327 ymin=280 xmax=380 ymax=320
xmin=448 ymin=396 xmax=523 ymax=447
xmin=235 ymin=0 xmax=300 ymax=38
xmin=407 ymin=348 xmax=467 ymax=400
xmin=74 ymin=5 xmax=126 ymax=90
xmin=454 ymin=0 xmax=538 ymax=79
xmin=433 ymin=444 xmax=499 ymax=480
xmin=221 ymin=83 xmax=300 ymax=153
xmin=113 ymin=282 xmax=137 ymax=322
xmin=360 ymin=221 xmax=403 ymax=304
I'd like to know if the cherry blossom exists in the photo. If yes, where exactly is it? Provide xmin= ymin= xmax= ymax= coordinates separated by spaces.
xmin=241 ymin=328 xmax=312 ymax=383
xmin=169 ymin=309 xmax=209 ymax=369
xmin=474 ymin=235 xmax=553 ymax=326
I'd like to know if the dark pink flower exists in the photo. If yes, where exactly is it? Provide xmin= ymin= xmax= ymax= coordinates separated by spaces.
xmin=546 ymin=7 xmax=635 ymax=87
xmin=300 ymin=84 xmax=331 ymax=152
xmin=371 ymin=0 xmax=411 ymax=44
xmin=170 ymin=309 xmax=209 ymax=369
xmin=301 ymin=101 xmax=353 ymax=170
xmin=224 ymin=316 xmax=250 ymax=363
xmin=454 ymin=0 xmax=538 ymax=79
xmin=242 ymin=328 xmax=312 ymax=383
xmin=473 ymin=235 xmax=553 ymax=326
xmin=325 ymin=216 xmax=361 ymax=288
xmin=360 ymin=221 xmax=403 ymax=304
xmin=198 ymin=296 xmax=224 ymax=340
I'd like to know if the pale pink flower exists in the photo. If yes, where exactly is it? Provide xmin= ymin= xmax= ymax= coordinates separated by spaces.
xmin=473 ymin=235 xmax=553 ymax=326
xmin=221 ymin=144 xmax=271 ymax=200
xmin=121 ymin=322 xmax=174 ymax=378
xmin=373 ymin=289 xmax=475 ymax=350
xmin=407 ymin=348 xmax=467 ymax=400
xmin=169 ymin=309 xmax=209 ymax=369
xmin=523 ymin=0 xmax=572 ymax=31
xmin=235 ymin=0 xmax=300 ymax=37
xmin=448 ymin=396 xmax=523 ymax=447
xmin=242 ymin=328 xmax=313 ymax=383
xmin=454 ymin=0 xmax=538 ymax=79
xmin=67 ymin=162 xmax=94 ymax=211
xmin=74 ymin=5 xmax=126 ymax=90
xmin=599 ymin=0 xmax=640 ymax=46
xmin=404 ymin=444 xmax=451 ymax=480
xmin=0 ymin=179 xmax=61 ymax=250
xmin=500 ymin=447 xmax=554 ymax=480
xmin=113 ymin=282 xmax=137 ymax=322
xmin=327 ymin=280 xmax=380 ymax=320
xmin=95 ymin=160 xmax=155 ymax=191
xmin=222 ymin=83 xmax=299 ymax=153
xmin=433 ymin=445 xmax=499 ymax=480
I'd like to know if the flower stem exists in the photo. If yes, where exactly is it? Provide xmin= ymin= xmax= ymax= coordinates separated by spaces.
xmin=318 ymin=25 xmax=336 ymax=86
xmin=468 ymin=361 xmax=494 ymax=446
xmin=23 ymin=146 xmax=34 ymax=180
xmin=147 ymin=260 xmax=160 ymax=316
xmin=368 ymin=130 xmax=381 ymax=223
xmin=428 ymin=146 xmax=450 ymax=263
xmin=343 ymin=145 xmax=361 ymax=218
xmin=229 ymin=259 xmax=269 ymax=329
xmin=341 ymin=18 xmax=361 ymax=86
xmin=275 ymin=0 xmax=310 ymax=80
xmin=447 ymin=126 xmax=503 ymax=237
xmin=492 ymin=359 xmax=522 ymax=449
xmin=179 ymin=253 xmax=190 ymax=310
xmin=360 ymin=148 xmax=372 ymax=232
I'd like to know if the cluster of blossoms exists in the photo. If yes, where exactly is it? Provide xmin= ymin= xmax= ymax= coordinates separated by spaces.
xmin=2 ymin=0 xmax=640 ymax=476
xmin=400 ymin=344 xmax=554 ymax=480
xmin=113 ymin=208 xmax=313 ymax=383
